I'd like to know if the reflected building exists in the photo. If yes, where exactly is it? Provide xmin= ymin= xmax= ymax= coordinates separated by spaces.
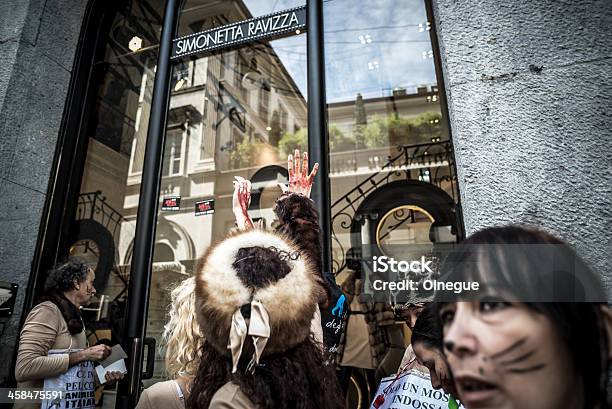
xmin=72 ymin=0 xmax=460 ymax=396
xmin=5 ymin=0 xmax=607 ymax=408
xmin=2 ymin=1 xmax=462 ymax=404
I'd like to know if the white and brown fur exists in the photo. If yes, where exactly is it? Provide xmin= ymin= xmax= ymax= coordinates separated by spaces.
xmin=194 ymin=227 xmax=325 ymax=356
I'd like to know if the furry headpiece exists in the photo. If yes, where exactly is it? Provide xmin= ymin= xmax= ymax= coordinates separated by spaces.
xmin=195 ymin=228 xmax=323 ymax=372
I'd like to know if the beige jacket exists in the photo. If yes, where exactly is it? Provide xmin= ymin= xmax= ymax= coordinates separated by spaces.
xmin=209 ymin=382 xmax=256 ymax=409
xmin=14 ymin=301 xmax=87 ymax=408
xmin=136 ymin=380 xmax=186 ymax=409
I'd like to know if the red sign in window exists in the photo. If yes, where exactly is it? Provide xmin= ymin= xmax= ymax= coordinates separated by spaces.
xmin=161 ymin=196 xmax=181 ymax=211
xmin=195 ymin=199 xmax=215 ymax=216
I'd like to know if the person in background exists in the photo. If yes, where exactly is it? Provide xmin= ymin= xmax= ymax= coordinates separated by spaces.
xmin=15 ymin=259 xmax=123 ymax=409
xmin=436 ymin=225 xmax=612 ymax=409
xmin=231 ymin=156 xmax=325 ymax=345
xmin=396 ymin=302 xmax=428 ymax=372
xmin=400 ymin=303 xmax=425 ymax=329
xmin=411 ymin=303 xmax=459 ymax=400
xmin=186 ymin=150 xmax=342 ymax=409
xmin=136 ymin=277 xmax=202 ymax=409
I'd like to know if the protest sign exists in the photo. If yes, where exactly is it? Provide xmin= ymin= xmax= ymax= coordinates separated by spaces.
xmin=41 ymin=349 xmax=95 ymax=409
xmin=370 ymin=369 xmax=463 ymax=409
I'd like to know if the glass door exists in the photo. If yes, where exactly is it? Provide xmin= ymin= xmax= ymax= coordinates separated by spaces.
xmin=323 ymin=0 xmax=461 ymax=407
xmin=140 ymin=0 xmax=308 ymax=390
xmin=62 ymin=2 xmax=165 ymax=409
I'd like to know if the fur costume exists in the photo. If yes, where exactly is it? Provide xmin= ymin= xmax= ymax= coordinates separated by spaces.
xmin=273 ymin=193 xmax=329 ymax=306
xmin=272 ymin=194 xmax=321 ymax=275
xmin=195 ymin=226 xmax=325 ymax=361
xmin=187 ymin=193 xmax=344 ymax=409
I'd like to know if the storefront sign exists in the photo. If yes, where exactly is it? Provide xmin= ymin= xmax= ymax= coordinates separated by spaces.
xmin=171 ymin=6 xmax=306 ymax=60
xmin=195 ymin=199 xmax=215 ymax=216
xmin=161 ymin=196 xmax=181 ymax=211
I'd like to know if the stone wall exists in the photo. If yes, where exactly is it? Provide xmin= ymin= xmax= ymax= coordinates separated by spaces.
xmin=0 ymin=0 xmax=88 ymax=384
xmin=431 ymin=0 xmax=612 ymax=293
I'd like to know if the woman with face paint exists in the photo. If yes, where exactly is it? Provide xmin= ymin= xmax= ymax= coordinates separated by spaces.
xmin=435 ymin=225 xmax=612 ymax=409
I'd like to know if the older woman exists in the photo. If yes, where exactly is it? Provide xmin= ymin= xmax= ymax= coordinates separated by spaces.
xmin=15 ymin=259 xmax=122 ymax=408
xmin=136 ymin=277 xmax=202 ymax=408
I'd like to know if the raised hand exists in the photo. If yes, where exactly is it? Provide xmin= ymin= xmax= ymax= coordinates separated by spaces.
xmin=284 ymin=149 xmax=319 ymax=198
xmin=232 ymin=176 xmax=254 ymax=230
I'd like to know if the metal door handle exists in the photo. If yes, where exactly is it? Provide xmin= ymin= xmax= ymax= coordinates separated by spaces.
xmin=142 ymin=337 xmax=156 ymax=379
xmin=128 ymin=337 xmax=142 ymax=396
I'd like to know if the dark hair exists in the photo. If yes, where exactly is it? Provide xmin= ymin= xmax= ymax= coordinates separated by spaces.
xmin=435 ymin=225 xmax=609 ymax=409
xmin=437 ymin=225 xmax=606 ymax=303
xmin=232 ymin=246 xmax=293 ymax=288
xmin=411 ymin=303 xmax=443 ymax=351
xmin=186 ymin=337 xmax=343 ymax=409
xmin=44 ymin=259 xmax=91 ymax=294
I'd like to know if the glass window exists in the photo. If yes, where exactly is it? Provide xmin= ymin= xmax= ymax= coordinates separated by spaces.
xmin=324 ymin=3 xmax=460 ymax=404
xmin=143 ymin=0 xmax=308 ymax=388
xmin=259 ymin=87 xmax=270 ymax=121
xmin=162 ymin=128 xmax=184 ymax=177
xmin=324 ymin=0 xmax=460 ymax=289
xmin=64 ymin=1 xmax=165 ymax=407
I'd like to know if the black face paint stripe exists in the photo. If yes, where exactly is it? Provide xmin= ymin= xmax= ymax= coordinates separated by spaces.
xmin=505 ymin=363 xmax=546 ymax=374
xmin=498 ymin=349 xmax=535 ymax=366
xmin=490 ymin=337 xmax=527 ymax=359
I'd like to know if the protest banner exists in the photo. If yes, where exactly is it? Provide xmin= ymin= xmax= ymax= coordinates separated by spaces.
xmin=41 ymin=349 xmax=95 ymax=409
xmin=371 ymin=369 xmax=463 ymax=409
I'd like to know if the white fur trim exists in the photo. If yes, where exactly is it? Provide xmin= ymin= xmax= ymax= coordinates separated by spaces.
xmin=200 ymin=229 xmax=314 ymax=322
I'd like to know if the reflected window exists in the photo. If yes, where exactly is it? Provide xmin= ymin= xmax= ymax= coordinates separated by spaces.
xmin=325 ymin=0 xmax=461 ymax=285
xmin=58 ymin=1 xmax=165 ymax=407
xmin=162 ymin=129 xmax=184 ymax=177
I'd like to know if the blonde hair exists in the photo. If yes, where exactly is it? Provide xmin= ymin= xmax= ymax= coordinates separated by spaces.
xmin=163 ymin=276 xmax=202 ymax=378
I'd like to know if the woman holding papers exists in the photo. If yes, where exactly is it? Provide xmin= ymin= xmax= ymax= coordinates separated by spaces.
xmin=15 ymin=259 xmax=123 ymax=408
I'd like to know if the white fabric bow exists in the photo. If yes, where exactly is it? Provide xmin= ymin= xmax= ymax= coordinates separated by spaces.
xmin=228 ymin=300 xmax=270 ymax=373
